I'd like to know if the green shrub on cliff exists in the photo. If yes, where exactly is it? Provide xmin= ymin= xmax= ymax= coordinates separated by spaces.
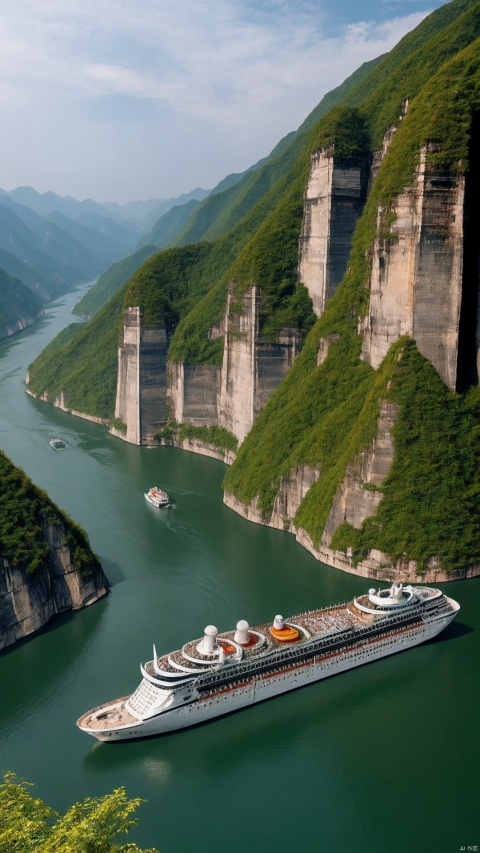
xmin=331 ymin=342 xmax=480 ymax=573
xmin=178 ymin=423 xmax=238 ymax=452
xmin=0 ymin=450 xmax=101 ymax=575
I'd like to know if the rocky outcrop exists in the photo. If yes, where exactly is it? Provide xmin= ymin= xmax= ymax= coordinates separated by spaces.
xmin=295 ymin=531 xmax=480 ymax=584
xmin=0 ymin=521 xmax=108 ymax=651
xmin=158 ymin=435 xmax=236 ymax=465
xmin=360 ymin=148 xmax=465 ymax=390
xmin=25 ymin=387 xmax=109 ymax=427
xmin=224 ymin=463 xmax=319 ymax=533
xmin=0 ymin=310 xmax=44 ymax=341
xmin=225 ymin=401 xmax=393 ymax=541
xmin=168 ymin=363 xmax=221 ymax=426
xmin=298 ymin=148 xmax=370 ymax=316
xmin=218 ymin=288 xmax=300 ymax=442
xmin=114 ymin=288 xmax=300 ymax=446
xmin=224 ymin=398 xmax=480 ymax=582
xmin=369 ymin=100 xmax=409 ymax=188
xmin=114 ymin=307 xmax=169 ymax=444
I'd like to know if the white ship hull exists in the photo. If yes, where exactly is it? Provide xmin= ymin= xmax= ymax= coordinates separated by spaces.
xmin=80 ymin=599 xmax=457 ymax=742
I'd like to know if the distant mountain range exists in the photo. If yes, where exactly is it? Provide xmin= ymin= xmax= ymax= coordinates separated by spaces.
xmin=0 ymin=184 xmax=211 ymax=340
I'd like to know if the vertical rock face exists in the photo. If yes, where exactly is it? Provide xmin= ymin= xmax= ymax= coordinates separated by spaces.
xmin=298 ymin=148 xmax=370 ymax=317
xmin=116 ymin=288 xmax=299 ymax=445
xmin=219 ymin=288 xmax=258 ymax=441
xmin=115 ymin=307 xmax=141 ymax=443
xmin=218 ymin=287 xmax=300 ymax=442
xmin=360 ymin=148 xmax=465 ymax=390
xmin=254 ymin=329 xmax=300 ymax=417
xmin=115 ymin=307 xmax=168 ymax=444
xmin=139 ymin=327 xmax=169 ymax=444
xmin=0 ymin=522 xmax=108 ymax=651
xmin=168 ymin=363 xmax=221 ymax=426
xmin=369 ymin=101 xmax=408 ymax=189
xmin=0 ymin=311 xmax=44 ymax=341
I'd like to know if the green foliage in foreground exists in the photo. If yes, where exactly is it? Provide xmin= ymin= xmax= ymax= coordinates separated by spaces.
xmin=154 ymin=421 xmax=238 ymax=452
xmin=0 ymin=773 xmax=159 ymax=853
xmin=0 ymin=451 xmax=100 ymax=574
xmin=331 ymin=343 xmax=480 ymax=573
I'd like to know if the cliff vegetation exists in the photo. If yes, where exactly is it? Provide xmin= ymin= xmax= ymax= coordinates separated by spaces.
xmin=24 ymin=0 xmax=480 ymax=575
xmin=0 ymin=269 xmax=43 ymax=337
xmin=224 ymin=24 xmax=480 ymax=574
xmin=0 ymin=449 xmax=101 ymax=575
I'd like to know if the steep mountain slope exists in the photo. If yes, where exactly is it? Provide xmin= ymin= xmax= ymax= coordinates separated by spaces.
xmin=0 ymin=269 xmax=43 ymax=339
xmin=28 ymin=0 xmax=479 ymax=407
xmin=72 ymin=245 xmax=158 ymax=317
xmin=137 ymin=198 xmax=203 ymax=251
xmin=170 ymin=58 xmax=381 ymax=248
xmin=224 ymin=21 xmax=480 ymax=579
xmin=0 ymin=186 xmax=118 ymax=222
xmin=46 ymin=211 xmax=131 ymax=268
xmin=0 ymin=449 xmax=108 ymax=650
xmin=27 ymin=0 xmax=480 ymax=579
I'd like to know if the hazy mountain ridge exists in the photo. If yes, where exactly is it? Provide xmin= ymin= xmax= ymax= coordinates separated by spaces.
xmin=0 ymin=185 xmax=210 ymax=339
xmin=0 ymin=268 xmax=43 ymax=336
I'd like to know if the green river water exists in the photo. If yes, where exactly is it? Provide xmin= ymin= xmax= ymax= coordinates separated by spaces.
xmin=0 ymin=284 xmax=478 ymax=853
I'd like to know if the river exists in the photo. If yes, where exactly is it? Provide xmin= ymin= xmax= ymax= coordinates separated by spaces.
xmin=0 ymin=284 xmax=478 ymax=853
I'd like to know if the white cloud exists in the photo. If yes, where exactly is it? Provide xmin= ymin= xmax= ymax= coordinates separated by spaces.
xmin=0 ymin=1 xmax=439 ymax=201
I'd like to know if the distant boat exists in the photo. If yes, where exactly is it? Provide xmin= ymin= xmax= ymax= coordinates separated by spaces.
xmin=144 ymin=486 xmax=170 ymax=508
xmin=49 ymin=437 xmax=68 ymax=450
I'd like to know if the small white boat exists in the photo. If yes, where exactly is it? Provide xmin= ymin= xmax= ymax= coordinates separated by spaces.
xmin=144 ymin=486 xmax=170 ymax=508
xmin=49 ymin=437 xmax=68 ymax=450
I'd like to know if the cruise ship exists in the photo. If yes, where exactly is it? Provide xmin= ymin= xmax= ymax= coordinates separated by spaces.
xmin=76 ymin=583 xmax=459 ymax=742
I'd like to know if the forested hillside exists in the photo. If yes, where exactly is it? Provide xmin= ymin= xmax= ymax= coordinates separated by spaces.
xmin=0 ymin=269 xmax=43 ymax=337
xmin=26 ymin=0 xmax=480 ymax=578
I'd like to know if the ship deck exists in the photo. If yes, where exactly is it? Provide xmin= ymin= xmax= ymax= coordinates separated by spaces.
xmin=77 ymin=697 xmax=139 ymax=731
xmin=146 ymin=602 xmax=370 ymax=677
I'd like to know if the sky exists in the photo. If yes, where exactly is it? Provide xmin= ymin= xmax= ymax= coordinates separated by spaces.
xmin=0 ymin=0 xmax=450 ymax=205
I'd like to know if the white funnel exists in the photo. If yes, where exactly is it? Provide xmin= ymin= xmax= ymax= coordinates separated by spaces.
xmin=234 ymin=620 xmax=250 ymax=644
xmin=198 ymin=625 xmax=218 ymax=655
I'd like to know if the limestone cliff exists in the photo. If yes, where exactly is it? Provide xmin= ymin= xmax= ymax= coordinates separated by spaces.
xmin=0 ymin=310 xmax=44 ymax=342
xmin=0 ymin=520 xmax=108 ymax=651
xmin=114 ymin=307 xmax=169 ymax=444
xmin=114 ymin=288 xmax=300 ymax=446
xmin=298 ymin=148 xmax=370 ymax=317
xmin=359 ymin=148 xmax=465 ymax=390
